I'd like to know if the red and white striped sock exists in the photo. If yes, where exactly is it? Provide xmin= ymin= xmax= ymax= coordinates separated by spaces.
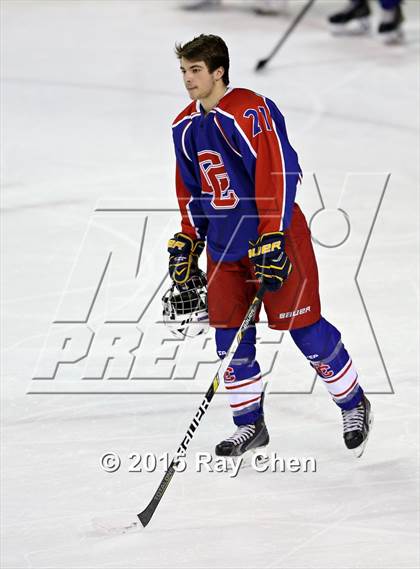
xmin=225 ymin=373 xmax=264 ymax=423
xmin=314 ymin=357 xmax=360 ymax=405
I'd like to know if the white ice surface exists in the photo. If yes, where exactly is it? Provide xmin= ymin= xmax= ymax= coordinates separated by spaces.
xmin=1 ymin=1 xmax=419 ymax=568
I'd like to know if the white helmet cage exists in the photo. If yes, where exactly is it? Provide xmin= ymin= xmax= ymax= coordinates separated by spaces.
xmin=162 ymin=271 xmax=209 ymax=338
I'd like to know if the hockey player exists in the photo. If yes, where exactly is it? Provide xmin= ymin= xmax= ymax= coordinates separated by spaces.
xmin=329 ymin=0 xmax=404 ymax=42
xmin=167 ymin=34 xmax=373 ymax=459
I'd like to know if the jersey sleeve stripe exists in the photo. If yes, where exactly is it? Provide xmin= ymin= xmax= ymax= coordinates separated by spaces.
xmin=263 ymin=97 xmax=286 ymax=232
xmin=172 ymin=115 xmax=190 ymax=128
xmin=172 ymin=112 xmax=201 ymax=128
xmin=186 ymin=196 xmax=201 ymax=239
xmin=270 ymin=119 xmax=286 ymax=231
xmin=181 ymin=122 xmax=192 ymax=162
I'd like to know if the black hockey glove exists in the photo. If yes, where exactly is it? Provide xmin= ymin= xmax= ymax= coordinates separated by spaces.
xmin=168 ymin=232 xmax=205 ymax=289
xmin=248 ymin=232 xmax=292 ymax=292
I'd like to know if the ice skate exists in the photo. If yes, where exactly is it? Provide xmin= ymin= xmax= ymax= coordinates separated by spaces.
xmin=328 ymin=0 xmax=371 ymax=35
xmin=378 ymin=4 xmax=404 ymax=44
xmin=254 ymin=0 xmax=288 ymax=16
xmin=341 ymin=394 xmax=373 ymax=458
xmin=215 ymin=415 xmax=270 ymax=466
xmin=180 ymin=0 xmax=221 ymax=10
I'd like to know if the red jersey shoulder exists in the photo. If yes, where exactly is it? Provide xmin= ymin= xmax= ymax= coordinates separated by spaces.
xmin=172 ymin=100 xmax=199 ymax=127
xmin=218 ymin=87 xmax=266 ymax=116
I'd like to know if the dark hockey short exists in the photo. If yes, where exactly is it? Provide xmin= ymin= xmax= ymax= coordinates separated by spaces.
xmin=207 ymin=204 xmax=321 ymax=330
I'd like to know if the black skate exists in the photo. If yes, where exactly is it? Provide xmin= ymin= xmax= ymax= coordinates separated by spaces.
xmin=341 ymin=394 xmax=373 ymax=458
xmin=378 ymin=4 xmax=404 ymax=44
xmin=181 ymin=0 xmax=221 ymax=10
xmin=215 ymin=415 xmax=270 ymax=460
xmin=328 ymin=0 xmax=371 ymax=35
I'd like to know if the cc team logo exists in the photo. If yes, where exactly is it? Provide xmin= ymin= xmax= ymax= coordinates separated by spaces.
xmin=198 ymin=150 xmax=239 ymax=210
xmin=312 ymin=362 xmax=334 ymax=378
xmin=224 ymin=366 xmax=236 ymax=383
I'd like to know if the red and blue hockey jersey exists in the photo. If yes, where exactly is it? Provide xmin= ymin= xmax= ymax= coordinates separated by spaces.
xmin=172 ymin=87 xmax=302 ymax=262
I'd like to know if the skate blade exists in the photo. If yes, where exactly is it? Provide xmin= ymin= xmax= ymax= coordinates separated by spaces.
xmin=351 ymin=412 xmax=374 ymax=459
xmin=254 ymin=8 xmax=286 ymax=16
xmin=330 ymin=17 xmax=371 ymax=36
xmin=224 ymin=446 xmax=270 ymax=472
xmin=380 ymin=29 xmax=404 ymax=45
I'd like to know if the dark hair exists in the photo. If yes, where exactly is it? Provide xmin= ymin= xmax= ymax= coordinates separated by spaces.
xmin=175 ymin=34 xmax=230 ymax=86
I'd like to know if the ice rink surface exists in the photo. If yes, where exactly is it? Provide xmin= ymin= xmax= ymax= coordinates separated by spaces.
xmin=1 ymin=1 xmax=419 ymax=567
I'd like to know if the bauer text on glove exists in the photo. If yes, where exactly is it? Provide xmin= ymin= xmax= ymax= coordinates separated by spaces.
xmin=248 ymin=232 xmax=292 ymax=291
xmin=168 ymin=233 xmax=205 ymax=286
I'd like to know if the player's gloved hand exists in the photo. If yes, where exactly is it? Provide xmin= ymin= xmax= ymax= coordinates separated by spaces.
xmin=248 ymin=231 xmax=292 ymax=292
xmin=168 ymin=232 xmax=205 ymax=289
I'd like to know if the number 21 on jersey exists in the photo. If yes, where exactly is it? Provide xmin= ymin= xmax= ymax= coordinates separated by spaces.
xmin=198 ymin=150 xmax=239 ymax=209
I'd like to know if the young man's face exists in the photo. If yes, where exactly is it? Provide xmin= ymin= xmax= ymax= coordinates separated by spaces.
xmin=180 ymin=57 xmax=223 ymax=101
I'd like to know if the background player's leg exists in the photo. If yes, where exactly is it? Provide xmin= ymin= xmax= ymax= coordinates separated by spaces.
xmin=378 ymin=0 xmax=404 ymax=42
xmin=379 ymin=0 xmax=402 ymax=8
xmin=290 ymin=317 xmax=372 ymax=457
xmin=214 ymin=326 xmax=269 ymax=457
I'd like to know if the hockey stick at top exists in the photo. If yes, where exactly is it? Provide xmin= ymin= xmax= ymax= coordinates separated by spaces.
xmin=137 ymin=283 xmax=267 ymax=527
xmin=255 ymin=0 xmax=316 ymax=71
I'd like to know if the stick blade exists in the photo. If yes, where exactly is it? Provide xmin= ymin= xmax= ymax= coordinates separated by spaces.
xmin=255 ymin=58 xmax=268 ymax=71
xmin=137 ymin=492 xmax=163 ymax=527
xmin=137 ymin=505 xmax=154 ymax=528
xmin=137 ymin=462 xmax=176 ymax=527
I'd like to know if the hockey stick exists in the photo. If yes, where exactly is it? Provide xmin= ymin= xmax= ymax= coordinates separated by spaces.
xmin=255 ymin=0 xmax=316 ymax=71
xmin=137 ymin=282 xmax=267 ymax=527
